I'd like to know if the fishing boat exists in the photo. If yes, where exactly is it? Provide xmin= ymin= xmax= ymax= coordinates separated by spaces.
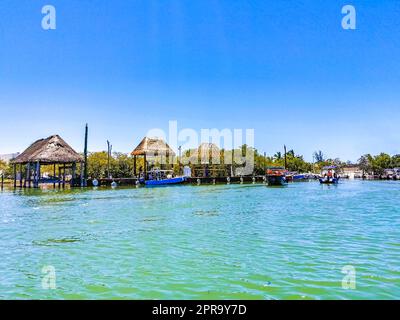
xmin=266 ymin=167 xmax=288 ymax=186
xmin=141 ymin=169 xmax=187 ymax=186
xmin=319 ymin=166 xmax=340 ymax=184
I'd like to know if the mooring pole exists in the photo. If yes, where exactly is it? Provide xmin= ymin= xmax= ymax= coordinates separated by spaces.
xmin=63 ymin=164 xmax=66 ymax=188
xmin=178 ymin=146 xmax=182 ymax=175
xmin=107 ymin=140 xmax=112 ymax=179
xmin=53 ymin=164 xmax=56 ymax=188
xmin=13 ymin=164 xmax=16 ymax=189
xmin=80 ymin=162 xmax=84 ymax=187
xmin=264 ymin=152 xmax=266 ymax=173
xmin=1 ymin=174 xmax=4 ymax=191
xmin=19 ymin=164 xmax=23 ymax=188
xmin=284 ymin=145 xmax=287 ymax=170
xmin=34 ymin=161 xmax=40 ymax=188
xmin=83 ymin=123 xmax=88 ymax=187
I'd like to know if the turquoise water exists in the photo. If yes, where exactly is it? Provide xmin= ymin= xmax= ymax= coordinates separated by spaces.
xmin=0 ymin=180 xmax=399 ymax=299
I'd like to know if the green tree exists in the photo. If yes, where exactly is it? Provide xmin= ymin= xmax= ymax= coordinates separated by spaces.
xmin=391 ymin=154 xmax=400 ymax=168
xmin=87 ymin=151 xmax=109 ymax=178
xmin=358 ymin=154 xmax=373 ymax=175
xmin=0 ymin=160 xmax=7 ymax=174
xmin=313 ymin=150 xmax=325 ymax=163
xmin=273 ymin=151 xmax=282 ymax=161
xmin=373 ymin=153 xmax=391 ymax=175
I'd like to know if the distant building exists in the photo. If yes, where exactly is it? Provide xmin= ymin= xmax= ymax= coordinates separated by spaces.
xmin=0 ymin=153 xmax=20 ymax=163
xmin=340 ymin=165 xmax=363 ymax=179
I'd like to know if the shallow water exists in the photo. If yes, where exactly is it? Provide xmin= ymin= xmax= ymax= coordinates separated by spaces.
xmin=0 ymin=180 xmax=399 ymax=299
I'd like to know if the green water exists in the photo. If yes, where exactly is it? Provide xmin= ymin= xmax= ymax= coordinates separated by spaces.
xmin=1 ymin=180 xmax=399 ymax=299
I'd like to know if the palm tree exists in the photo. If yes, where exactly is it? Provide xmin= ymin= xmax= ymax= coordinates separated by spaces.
xmin=358 ymin=154 xmax=372 ymax=175
xmin=287 ymin=149 xmax=295 ymax=157
xmin=313 ymin=150 xmax=324 ymax=163
xmin=274 ymin=151 xmax=282 ymax=161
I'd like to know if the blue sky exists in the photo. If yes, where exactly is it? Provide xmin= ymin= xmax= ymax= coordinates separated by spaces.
xmin=0 ymin=0 xmax=399 ymax=161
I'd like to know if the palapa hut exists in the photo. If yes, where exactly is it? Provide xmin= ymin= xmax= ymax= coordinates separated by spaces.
xmin=131 ymin=137 xmax=175 ymax=178
xmin=188 ymin=143 xmax=230 ymax=178
xmin=11 ymin=135 xmax=83 ymax=188
xmin=189 ymin=143 xmax=221 ymax=164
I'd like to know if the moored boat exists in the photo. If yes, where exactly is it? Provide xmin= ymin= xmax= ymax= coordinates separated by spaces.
xmin=266 ymin=167 xmax=288 ymax=186
xmin=319 ymin=166 xmax=340 ymax=184
xmin=141 ymin=169 xmax=187 ymax=186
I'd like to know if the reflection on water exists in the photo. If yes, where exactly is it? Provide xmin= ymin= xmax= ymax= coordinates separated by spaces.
xmin=0 ymin=181 xmax=399 ymax=299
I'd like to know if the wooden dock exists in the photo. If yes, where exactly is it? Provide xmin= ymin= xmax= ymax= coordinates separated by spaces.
xmin=88 ymin=176 xmax=266 ymax=187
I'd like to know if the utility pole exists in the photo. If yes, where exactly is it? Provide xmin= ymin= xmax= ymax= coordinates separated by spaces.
xmin=107 ymin=140 xmax=112 ymax=179
xmin=284 ymin=145 xmax=287 ymax=170
xmin=83 ymin=123 xmax=88 ymax=187
xmin=263 ymin=152 xmax=266 ymax=173
xmin=178 ymin=146 xmax=182 ymax=175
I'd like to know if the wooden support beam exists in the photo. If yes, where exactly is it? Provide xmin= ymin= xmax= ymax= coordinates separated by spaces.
xmin=58 ymin=166 xmax=61 ymax=188
xmin=34 ymin=161 xmax=40 ymax=188
xmin=28 ymin=162 xmax=32 ymax=188
xmin=26 ymin=163 xmax=31 ymax=188
xmin=13 ymin=164 xmax=16 ymax=189
xmin=19 ymin=164 xmax=23 ymax=188
xmin=134 ymin=155 xmax=137 ymax=176
xmin=63 ymin=164 xmax=66 ymax=188
xmin=144 ymin=153 xmax=147 ymax=180
xmin=80 ymin=162 xmax=84 ymax=187
xmin=53 ymin=164 xmax=56 ymax=188
xmin=71 ymin=162 xmax=76 ymax=187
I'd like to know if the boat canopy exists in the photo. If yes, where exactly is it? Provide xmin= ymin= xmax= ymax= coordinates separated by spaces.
xmin=322 ymin=166 xmax=337 ymax=170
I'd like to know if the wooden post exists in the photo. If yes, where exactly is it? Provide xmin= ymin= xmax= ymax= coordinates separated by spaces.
xmin=13 ymin=164 xmax=16 ymax=189
xmin=19 ymin=164 xmax=23 ymax=188
xmin=284 ymin=145 xmax=287 ymax=170
xmin=83 ymin=124 xmax=88 ymax=187
xmin=34 ymin=161 xmax=40 ymax=188
xmin=63 ymin=164 xmax=66 ymax=188
xmin=53 ymin=164 xmax=56 ymax=188
xmin=178 ymin=146 xmax=182 ymax=176
xmin=24 ymin=163 xmax=28 ymax=188
xmin=107 ymin=140 xmax=111 ymax=179
xmin=264 ymin=152 xmax=266 ymax=173
xmin=231 ymin=149 xmax=234 ymax=177
xmin=144 ymin=153 xmax=147 ymax=180
xmin=80 ymin=162 xmax=84 ymax=187
xmin=58 ymin=166 xmax=61 ymax=188
xmin=133 ymin=155 xmax=137 ymax=176
xmin=1 ymin=173 xmax=3 ymax=191
xmin=71 ymin=163 xmax=76 ymax=187
xmin=26 ymin=162 xmax=31 ymax=188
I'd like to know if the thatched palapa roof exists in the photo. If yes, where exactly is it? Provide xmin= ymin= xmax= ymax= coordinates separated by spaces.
xmin=190 ymin=143 xmax=221 ymax=164
xmin=11 ymin=135 xmax=83 ymax=164
xmin=131 ymin=137 xmax=175 ymax=156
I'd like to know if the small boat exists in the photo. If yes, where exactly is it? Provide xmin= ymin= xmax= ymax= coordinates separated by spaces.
xmin=142 ymin=169 xmax=187 ymax=186
xmin=293 ymin=173 xmax=307 ymax=181
xmin=319 ymin=166 xmax=340 ymax=184
xmin=266 ymin=167 xmax=288 ymax=186
xmin=145 ymin=176 xmax=187 ymax=186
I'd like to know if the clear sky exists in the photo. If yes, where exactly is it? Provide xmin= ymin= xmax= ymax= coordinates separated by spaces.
xmin=0 ymin=0 xmax=399 ymax=161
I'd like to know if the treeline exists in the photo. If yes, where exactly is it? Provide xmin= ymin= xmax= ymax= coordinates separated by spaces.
xmin=1 ymin=149 xmax=399 ymax=179
xmin=358 ymin=153 xmax=400 ymax=175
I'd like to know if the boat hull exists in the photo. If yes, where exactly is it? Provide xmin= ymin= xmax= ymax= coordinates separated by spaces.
xmin=319 ymin=178 xmax=339 ymax=184
xmin=266 ymin=175 xmax=287 ymax=186
xmin=145 ymin=177 xmax=187 ymax=186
